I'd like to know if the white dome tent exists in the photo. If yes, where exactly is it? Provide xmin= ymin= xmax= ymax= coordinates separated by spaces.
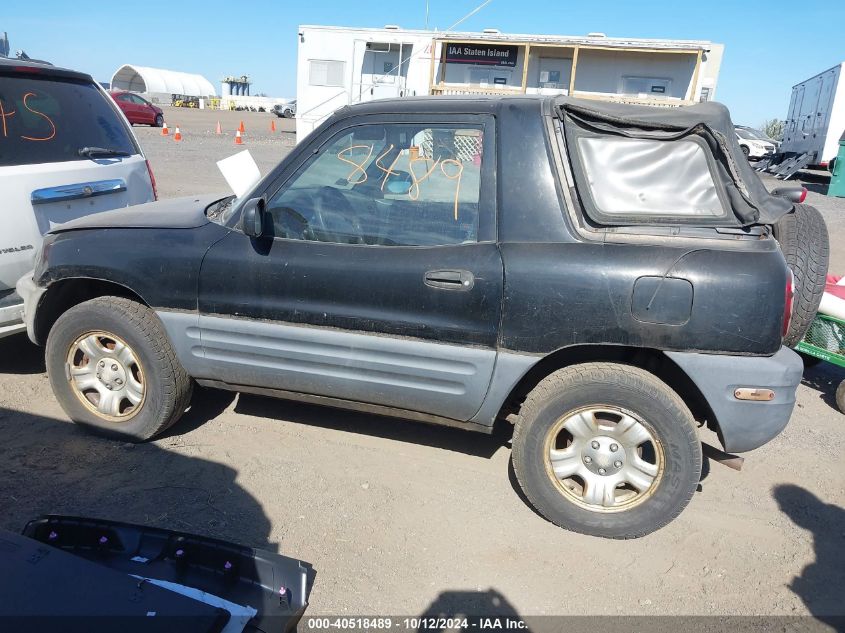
xmin=110 ymin=65 xmax=217 ymax=100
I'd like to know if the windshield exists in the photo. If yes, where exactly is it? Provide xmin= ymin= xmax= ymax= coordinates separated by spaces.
xmin=0 ymin=73 xmax=138 ymax=167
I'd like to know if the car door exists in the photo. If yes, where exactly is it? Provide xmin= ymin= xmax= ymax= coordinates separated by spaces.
xmin=115 ymin=94 xmax=137 ymax=123
xmin=196 ymin=114 xmax=502 ymax=422
xmin=132 ymin=94 xmax=154 ymax=124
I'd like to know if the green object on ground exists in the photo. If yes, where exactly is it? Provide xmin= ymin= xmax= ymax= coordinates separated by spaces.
xmin=828 ymin=135 xmax=845 ymax=197
xmin=795 ymin=313 xmax=845 ymax=368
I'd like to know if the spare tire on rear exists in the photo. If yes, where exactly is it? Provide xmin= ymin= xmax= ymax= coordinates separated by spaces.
xmin=773 ymin=203 xmax=829 ymax=347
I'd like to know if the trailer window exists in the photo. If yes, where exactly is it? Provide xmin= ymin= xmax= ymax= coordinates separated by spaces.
xmin=309 ymin=60 xmax=345 ymax=87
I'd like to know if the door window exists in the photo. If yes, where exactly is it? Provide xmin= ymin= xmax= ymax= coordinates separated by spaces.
xmin=264 ymin=123 xmax=484 ymax=246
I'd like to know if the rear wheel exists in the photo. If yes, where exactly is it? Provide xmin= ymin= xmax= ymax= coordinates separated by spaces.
xmin=46 ymin=297 xmax=192 ymax=441
xmin=512 ymin=363 xmax=701 ymax=539
xmin=774 ymin=203 xmax=830 ymax=347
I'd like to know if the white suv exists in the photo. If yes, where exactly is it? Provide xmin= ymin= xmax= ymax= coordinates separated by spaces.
xmin=0 ymin=58 xmax=155 ymax=338
xmin=735 ymin=126 xmax=778 ymax=160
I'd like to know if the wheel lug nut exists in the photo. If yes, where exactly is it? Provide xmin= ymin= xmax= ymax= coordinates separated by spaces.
xmin=610 ymin=443 xmax=618 ymax=452
xmin=598 ymin=468 xmax=606 ymax=475
xmin=614 ymin=460 xmax=622 ymax=468
xmin=584 ymin=456 xmax=592 ymax=464
xmin=591 ymin=441 xmax=600 ymax=449
xmin=99 ymin=361 xmax=105 ymax=367
xmin=111 ymin=364 xmax=118 ymax=371
xmin=116 ymin=379 xmax=123 ymax=385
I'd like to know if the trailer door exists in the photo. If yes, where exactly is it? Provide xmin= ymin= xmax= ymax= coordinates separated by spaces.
xmin=817 ymin=67 xmax=840 ymax=164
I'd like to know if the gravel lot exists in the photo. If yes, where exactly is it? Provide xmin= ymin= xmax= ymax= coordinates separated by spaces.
xmin=0 ymin=108 xmax=842 ymax=625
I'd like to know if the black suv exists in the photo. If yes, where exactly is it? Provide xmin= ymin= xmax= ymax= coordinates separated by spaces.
xmin=17 ymin=96 xmax=828 ymax=538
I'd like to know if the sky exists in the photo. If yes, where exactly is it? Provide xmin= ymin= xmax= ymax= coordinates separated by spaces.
xmin=5 ymin=0 xmax=844 ymax=126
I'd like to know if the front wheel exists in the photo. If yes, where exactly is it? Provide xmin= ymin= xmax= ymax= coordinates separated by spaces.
xmin=45 ymin=297 xmax=192 ymax=441
xmin=154 ymin=114 xmax=164 ymax=127
xmin=512 ymin=362 xmax=701 ymax=539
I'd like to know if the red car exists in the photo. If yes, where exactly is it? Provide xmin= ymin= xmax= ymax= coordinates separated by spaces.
xmin=109 ymin=90 xmax=164 ymax=127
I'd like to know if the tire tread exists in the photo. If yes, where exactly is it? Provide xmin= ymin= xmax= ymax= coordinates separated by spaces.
xmin=774 ymin=203 xmax=829 ymax=347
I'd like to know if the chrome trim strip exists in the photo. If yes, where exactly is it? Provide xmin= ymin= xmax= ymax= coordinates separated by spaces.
xmin=31 ymin=179 xmax=127 ymax=205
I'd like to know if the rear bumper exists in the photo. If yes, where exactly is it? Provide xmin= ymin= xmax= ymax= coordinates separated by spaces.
xmin=666 ymin=346 xmax=803 ymax=453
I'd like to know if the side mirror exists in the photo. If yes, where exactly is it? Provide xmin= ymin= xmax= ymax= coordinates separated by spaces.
xmin=241 ymin=197 xmax=265 ymax=238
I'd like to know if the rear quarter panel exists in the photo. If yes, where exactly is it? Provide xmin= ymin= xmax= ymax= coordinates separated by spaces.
xmin=499 ymin=240 xmax=788 ymax=356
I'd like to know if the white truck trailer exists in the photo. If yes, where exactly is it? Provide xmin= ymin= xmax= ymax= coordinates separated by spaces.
xmin=779 ymin=62 xmax=845 ymax=169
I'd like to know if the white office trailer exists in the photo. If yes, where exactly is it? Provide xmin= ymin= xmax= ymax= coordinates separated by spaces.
xmin=295 ymin=25 xmax=724 ymax=140
xmin=780 ymin=62 xmax=845 ymax=167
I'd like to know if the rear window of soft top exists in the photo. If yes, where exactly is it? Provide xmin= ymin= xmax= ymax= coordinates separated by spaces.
xmin=0 ymin=73 xmax=138 ymax=167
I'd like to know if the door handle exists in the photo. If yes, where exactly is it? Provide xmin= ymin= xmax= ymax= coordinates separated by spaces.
xmin=424 ymin=270 xmax=474 ymax=291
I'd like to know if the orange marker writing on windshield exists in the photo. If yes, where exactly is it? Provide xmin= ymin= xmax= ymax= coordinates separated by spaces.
xmin=0 ymin=99 xmax=15 ymax=138
xmin=21 ymin=92 xmax=56 ymax=142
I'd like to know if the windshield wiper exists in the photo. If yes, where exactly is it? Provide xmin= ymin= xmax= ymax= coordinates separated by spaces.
xmin=77 ymin=146 xmax=131 ymax=158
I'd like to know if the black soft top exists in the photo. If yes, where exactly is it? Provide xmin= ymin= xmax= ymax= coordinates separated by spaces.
xmin=554 ymin=96 xmax=792 ymax=225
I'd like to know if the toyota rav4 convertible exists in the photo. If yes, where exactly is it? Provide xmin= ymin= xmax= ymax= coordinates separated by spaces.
xmin=17 ymin=96 xmax=829 ymax=538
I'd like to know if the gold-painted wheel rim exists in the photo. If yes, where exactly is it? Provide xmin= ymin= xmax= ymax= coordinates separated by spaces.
xmin=543 ymin=405 xmax=665 ymax=513
xmin=66 ymin=331 xmax=146 ymax=422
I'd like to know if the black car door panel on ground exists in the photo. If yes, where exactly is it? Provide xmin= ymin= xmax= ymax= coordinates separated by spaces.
xmin=197 ymin=116 xmax=503 ymax=421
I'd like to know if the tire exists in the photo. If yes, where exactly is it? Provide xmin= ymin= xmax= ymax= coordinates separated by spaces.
xmin=741 ymin=145 xmax=750 ymax=159
xmin=773 ymin=203 xmax=830 ymax=347
xmin=836 ymin=380 xmax=845 ymax=414
xmin=154 ymin=114 xmax=164 ymax=127
xmin=45 ymin=296 xmax=193 ymax=441
xmin=511 ymin=362 xmax=701 ymax=539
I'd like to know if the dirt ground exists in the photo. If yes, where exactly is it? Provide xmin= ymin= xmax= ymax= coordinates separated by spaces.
xmin=0 ymin=107 xmax=843 ymax=626
xmin=134 ymin=108 xmax=298 ymax=199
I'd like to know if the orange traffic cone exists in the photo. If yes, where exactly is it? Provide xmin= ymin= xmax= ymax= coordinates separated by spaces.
xmin=173 ymin=126 xmax=182 ymax=142
xmin=161 ymin=122 xmax=169 ymax=136
xmin=215 ymin=121 xmax=222 ymax=135
xmin=234 ymin=129 xmax=243 ymax=145
xmin=238 ymin=120 xmax=245 ymax=133
xmin=270 ymin=119 xmax=276 ymax=132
